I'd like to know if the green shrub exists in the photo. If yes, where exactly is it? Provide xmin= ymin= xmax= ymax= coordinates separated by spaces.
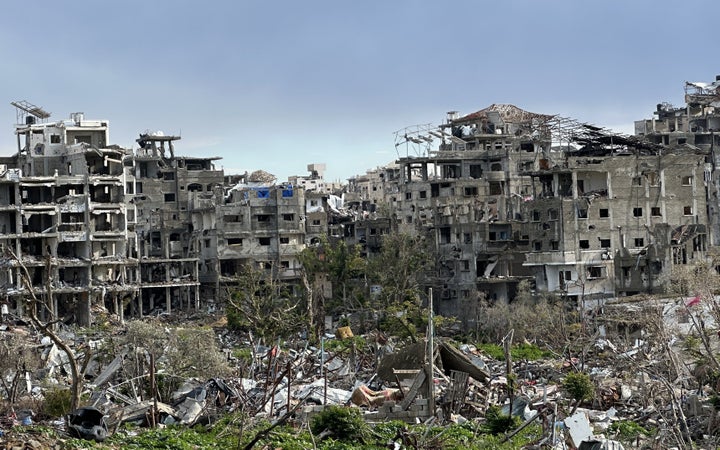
xmin=43 ymin=388 xmax=73 ymax=417
xmin=310 ymin=405 xmax=368 ymax=442
xmin=478 ymin=343 xmax=505 ymax=360
xmin=482 ymin=405 xmax=522 ymax=435
xmin=325 ymin=336 xmax=366 ymax=353
xmin=232 ymin=347 xmax=253 ymax=364
xmin=563 ymin=372 xmax=595 ymax=402
xmin=512 ymin=343 xmax=552 ymax=360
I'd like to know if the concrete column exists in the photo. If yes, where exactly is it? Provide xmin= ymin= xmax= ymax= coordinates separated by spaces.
xmin=76 ymin=291 xmax=91 ymax=327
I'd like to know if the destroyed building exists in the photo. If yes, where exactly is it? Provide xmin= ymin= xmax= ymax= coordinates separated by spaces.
xmin=522 ymin=135 xmax=708 ymax=303
xmin=384 ymin=105 xmax=550 ymax=320
xmin=131 ymin=132 xmax=224 ymax=315
xmin=3 ymin=76 xmax=720 ymax=327
xmin=0 ymin=103 xmax=314 ymax=322
xmin=215 ymin=173 xmax=307 ymax=294
xmin=0 ymin=103 xmax=137 ymax=325
xmin=350 ymin=81 xmax=718 ymax=317
xmin=288 ymin=163 xmax=343 ymax=195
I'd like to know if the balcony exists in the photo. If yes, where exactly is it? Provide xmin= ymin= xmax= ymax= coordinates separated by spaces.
xmin=524 ymin=251 xmax=576 ymax=266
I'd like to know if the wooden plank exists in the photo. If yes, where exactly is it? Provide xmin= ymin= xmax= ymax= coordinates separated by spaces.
xmin=399 ymin=369 xmax=426 ymax=410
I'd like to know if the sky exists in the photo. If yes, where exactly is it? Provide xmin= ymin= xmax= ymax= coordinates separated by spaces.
xmin=1 ymin=0 xmax=718 ymax=182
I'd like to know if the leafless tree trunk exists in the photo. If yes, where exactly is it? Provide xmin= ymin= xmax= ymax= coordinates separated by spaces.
xmin=8 ymin=248 xmax=87 ymax=410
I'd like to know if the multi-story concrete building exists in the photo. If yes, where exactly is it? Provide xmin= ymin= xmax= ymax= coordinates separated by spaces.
xmin=4 ymin=76 xmax=719 ymax=328
xmin=215 ymin=174 xmax=307 ymax=294
xmin=1 ymin=103 xmax=137 ymax=325
xmin=356 ymin=95 xmax=714 ymax=315
xmin=386 ymin=105 xmax=550 ymax=316
xmin=130 ymin=132 xmax=225 ymax=315
xmin=523 ymin=141 xmax=708 ymax=304
xmin=635 ymin=76 xmax=720 ymax=246
xmin=289 ymin=163 xmax=343 ymax=195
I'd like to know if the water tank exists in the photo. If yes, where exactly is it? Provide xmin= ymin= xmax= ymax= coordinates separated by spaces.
xmin=25 ymin=116 xmax=36 ymax=125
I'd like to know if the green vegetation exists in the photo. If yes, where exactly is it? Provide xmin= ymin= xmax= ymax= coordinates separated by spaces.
xmin=324 ymin=335 xmax=367 ymax=353
xmin=2 ymin=410 xmax=540 ymax=449
xmin=108 ymin=424 xmax=237 ymax=449
xmin=226 ymin=263 xmax=305 ymax=341
xmin=232 ymin=346 xmax=253 ymax=364
xmin=482 ymin=404 xmax=522 ymax=435
xmin=563 ymin=372 xmax=595 ymax=403
xmin=42 ymin=388 xmax=73 ymax=417
xmin=310 ymin=405 xmax=368 ymax=442
xmin=608 ymin=420 xmax=653 ymax=441
xmin=478 ymin=342 xmax=552 ymax=361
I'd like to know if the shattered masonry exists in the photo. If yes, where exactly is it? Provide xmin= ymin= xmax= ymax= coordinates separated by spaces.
xmin=2 ymin=76 xmax=720 ymax=324
xmin=346 ymin=77 xmax=720 ymax=319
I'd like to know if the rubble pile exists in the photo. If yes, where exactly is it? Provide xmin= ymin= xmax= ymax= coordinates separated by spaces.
xmin=0 ymin=306 xmax=718 ymax=449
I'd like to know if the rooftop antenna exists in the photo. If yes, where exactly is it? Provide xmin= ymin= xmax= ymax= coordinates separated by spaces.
xmin=10 ymin=100 xmax=50 ymax=125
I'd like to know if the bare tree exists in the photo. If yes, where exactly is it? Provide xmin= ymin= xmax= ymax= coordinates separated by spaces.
xmin=0 ymin=333 xmax=41 ymax=404
xmin=7 ymin=248 xmax=90 ymax=410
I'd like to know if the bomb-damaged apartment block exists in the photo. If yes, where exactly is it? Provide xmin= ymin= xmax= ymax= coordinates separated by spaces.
xmin=215 ymin=170 xmax=307 ymax=296
xmin=0 ymin=102 xmax=137 ymax=325
xmin=0 ymin=101 xmax=312 ymax=324
xmin=3 ymin=75 xmax=720 ymax=326
xmin=378 ymin=75 xmax=720 ymax=319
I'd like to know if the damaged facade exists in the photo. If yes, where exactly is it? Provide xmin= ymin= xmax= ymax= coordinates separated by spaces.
xmin=131 ymin=133 xmax=224 ymax=316
xmin=0 ymin=103 xmax=314 ymax=322
xmin=3 ymin=76 xmax=720 ymax=326
xmin=214 ymin=171 xmax=307 ymax=295
xmin=342 ymin=77 xmax=719 ymax=316
xmin=0 ymin=104 xmax=137 ymax=325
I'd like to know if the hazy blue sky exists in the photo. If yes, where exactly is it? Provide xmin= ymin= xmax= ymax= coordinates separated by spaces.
xmin=1 ymin=1 xmax=718 ymax=181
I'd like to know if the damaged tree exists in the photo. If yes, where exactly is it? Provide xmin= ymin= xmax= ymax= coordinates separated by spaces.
xmin=8 ymin=248 xmax=90 ymax=411
xmin=226 ymin=263 xmax=305 ymax=341
xmin=367 ymin=232 xmax=433 ymax=340
xmin=299 ymin=236 xmax=365 ymax=340
xmin=0 ymin=333 xmax=40 ymax=405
